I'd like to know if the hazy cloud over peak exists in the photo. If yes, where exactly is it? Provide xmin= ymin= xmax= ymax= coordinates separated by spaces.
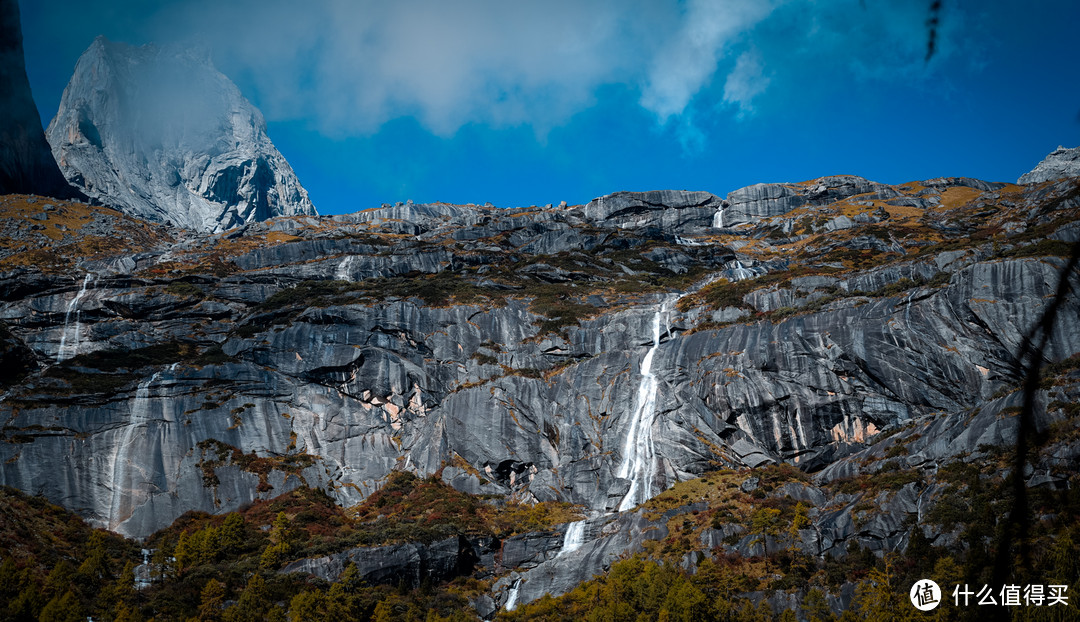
xmin=34 ymin=0 xmax=971 ymax=139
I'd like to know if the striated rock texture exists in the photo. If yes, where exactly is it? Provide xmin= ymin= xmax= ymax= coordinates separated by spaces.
xmin=0 ymin=169 xmax=1078 ymax=612
xmin=1 ymin=171 xmax=1078 ymax=541
xmin=45 ymin=37 xmax=315 ymax=232
xmin=1019 ymin=145 xmax=1080 ymax=184
xmin=0 ymin=0 xmax=82 ymax=199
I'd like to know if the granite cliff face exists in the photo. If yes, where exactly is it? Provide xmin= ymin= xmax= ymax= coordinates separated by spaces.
xmin=0 ymin=151 xmax=1078 ymax=612
xmin=1019 ymin=145 xmax=1080 ymax=184
xmin=0 ymin=0 xmax=82 ymax=199
xmin=45 ymin=37 xmax=315 ymax=232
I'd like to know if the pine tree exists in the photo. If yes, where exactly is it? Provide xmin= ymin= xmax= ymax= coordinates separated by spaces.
xmin=7 ymin=568 xmax=43 ymax=621
xmin=175 ymin=530 xmax=194 ymax=571
xmin=76 ymin=530 xmax=110 ymax=585
xmin=198 ymin=579 xmax=225 ymax=622
xmin=43 ymin=561 xmax=74 ymax=600
xmin=220 ymin=513 xmax=246 ymax=555
xmin=287 ymin=589 xmax=325 ymax=622
xmin=260 ymin=512 xmax=295 ymax=570
xmin=224 ymin=573 xmax=270 ymax=622
xmin=37 ymin=590 xmax=83 ymax=622
xmin=802 ymin=587 xmax=835 ymax=622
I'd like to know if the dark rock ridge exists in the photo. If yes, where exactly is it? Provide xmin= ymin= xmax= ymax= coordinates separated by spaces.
xmin=1019 ymin=145 xmax=1080 ymax=184
xmin=281 ymin=535 xmax=488 ymax=588
xmin=0 ymin=0 xmax=82 ymax=199
xmin=45 ymin=37 xmax=316 ymax=232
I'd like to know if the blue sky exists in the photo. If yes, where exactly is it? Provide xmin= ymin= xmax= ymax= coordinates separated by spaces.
xmin=19 ymin=0 xmax=1080 ymax=215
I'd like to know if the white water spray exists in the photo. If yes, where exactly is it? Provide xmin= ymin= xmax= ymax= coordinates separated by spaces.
xmin=616 ymin=297 xmax=674 ymax=511
xmin=505 ymin=578 xmax=522 ymax=611
xmin=335 ymin=256 xmax=354 ymax=281
xmin=56 ymin=274 xmax=93 ymax=362
xmin=730 ymin=260 xmax=755 ymax=281
xmin=559 ymin=521 xmax=587 ymax=557
xmin=712 ymin=206 xmax=725 ymax=229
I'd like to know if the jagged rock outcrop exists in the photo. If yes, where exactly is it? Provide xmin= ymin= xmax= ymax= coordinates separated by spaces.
xmin=722 ymin=175 xmax=897 ymax=226
xmin=0 ymin=0 xmax=81 ymax=199
xmin=1019 ymin=145 xmax=1080 ymax=184
xmin=45 ymin=37 xmax=315 ymax=232
xmin=281 ymin=536 xmax=486 ymax=587
xmin=576 ymin=190 xmax=722 ymax=233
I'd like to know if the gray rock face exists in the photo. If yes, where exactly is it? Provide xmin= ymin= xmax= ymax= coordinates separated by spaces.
xmin=2 ymin=252 xmax=1074 ymax=538
xmin=723 ymin=175 xmax=895 ymax=225
xmin=576 ymin=190 xmax=721 ymax=233
xmin=1019 ymin=146 xmax=1080 ymax=184
xmin=0 ymin=171 xmax=1077 ymax=614
xmin=281 ymin=536 xmax=483 ymax=587
xmin=45 ymin=37 xmax=316 ymax=232
xmin=0 ymin=0 xmax=82 ymax=199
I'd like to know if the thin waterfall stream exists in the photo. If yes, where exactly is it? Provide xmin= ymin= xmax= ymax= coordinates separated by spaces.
xmin=56 ymin=273 xmax=94 ymax=362
xmin=712 ymin=205 xmax=725 ymax=228
xmin=107 ymin=364 xmax=177 ymax=527
xmin=614 ymin=262 xmax=760 ymax=512
xmin=558 ymin=520 xmax=587 ymax=557
xmin=504 ymin=578 xmax=522 ymax=611
xmin=615 ymin=296 xmax=675 ymax=511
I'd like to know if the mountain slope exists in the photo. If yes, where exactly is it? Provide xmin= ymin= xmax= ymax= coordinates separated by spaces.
xmin=45 ymin=37 xmax=316 ymax=232
xmin=0 ymin=154 xmax=1078 ymax=616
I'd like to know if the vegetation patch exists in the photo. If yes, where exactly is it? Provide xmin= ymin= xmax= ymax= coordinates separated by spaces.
xmin=195 ymin=439 xmax=317 ymax=492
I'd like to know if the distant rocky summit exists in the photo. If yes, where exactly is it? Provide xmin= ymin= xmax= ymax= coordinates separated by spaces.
xmin=0 ymin=0 xmax=82 ymax=199
xmin=1018 ymin=145 xmax=1080 ymax=184
xmin=46 ymin=37 xmax=316 ymax=232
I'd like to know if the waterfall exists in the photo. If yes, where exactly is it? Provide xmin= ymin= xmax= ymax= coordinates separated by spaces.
xmin=615 ymin=297 xmax=673 ymax=511
xmin=107 ymin=363 xmax=177 ymax=528
xmin=731 ymin=260 xmax=755 ymax=281
xmin=56 ymin=274 xmax=94 ymax=362
xmin=505 ymin=578 xmax=522 ymax=611
xmin=335 ymin=256 xmax=353 ymax=282
xmin=558 ymin=521 xmax=587 ymax=557
xmin=712 ymin=206 xmax=725 ymax=229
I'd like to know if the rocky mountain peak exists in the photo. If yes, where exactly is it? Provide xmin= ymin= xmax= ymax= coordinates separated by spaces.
xmin=1018 ymin=145 xmax=1080 ymax=184
xmin=45 ymin=36 xmax=316 ymax=232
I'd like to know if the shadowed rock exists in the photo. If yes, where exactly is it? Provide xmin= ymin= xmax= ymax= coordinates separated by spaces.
xmin=0 ymin=0 xmax=82 ymax=199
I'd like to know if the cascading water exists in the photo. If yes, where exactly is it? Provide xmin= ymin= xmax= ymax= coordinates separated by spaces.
xmin=712 ymin=206 xmax=725 ymax=228
xmin=107 ymin=363 xmax=177 ymax=528
xmin=615 ymin=297 xmax=674 ymax=511
xmin=505 ymin=578 xmax=522 ymax=611
xmin=335 ymin=256 xmax=353 ymax=282
xmin=731 ymin=260 xmax=755 ymax=281
xmin=56 ymin=274 xmax=93 ymax=362
xmin=558 ymin=521 xmax=587 ymax=557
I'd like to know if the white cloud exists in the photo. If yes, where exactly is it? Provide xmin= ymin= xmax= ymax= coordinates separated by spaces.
xmin=155 ymin=0 xmax=655 ymax=136
xmin=46 ymin=0 xmax=966 ymax=138
xmin=640 ymin=0 xmax=775 ymax=122
xmin=722 ymin=49 xmax=769 ymax=114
